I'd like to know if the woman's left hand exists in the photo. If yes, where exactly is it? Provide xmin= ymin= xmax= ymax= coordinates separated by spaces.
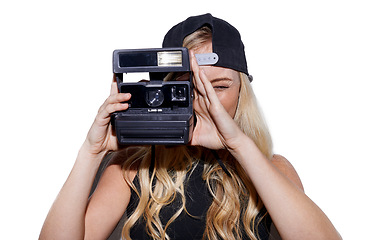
xmin=189 ymin=52 xmax=343 ymax=240
xmin=189 ymin=51 xmax=246 ymax=151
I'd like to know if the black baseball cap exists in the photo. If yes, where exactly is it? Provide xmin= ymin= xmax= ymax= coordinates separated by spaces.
xmin=163 ymin=13 xmax=252 ymax=81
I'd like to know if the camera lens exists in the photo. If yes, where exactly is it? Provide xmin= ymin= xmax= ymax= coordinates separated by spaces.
xmin=146 ymin=89 xmax=164 ymax=107
xmin=171 ymin=86 xmax=187 ymax=102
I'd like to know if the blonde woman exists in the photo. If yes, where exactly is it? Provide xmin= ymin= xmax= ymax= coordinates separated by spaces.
xmin=39 ymin=14 xmax=341 ymax=240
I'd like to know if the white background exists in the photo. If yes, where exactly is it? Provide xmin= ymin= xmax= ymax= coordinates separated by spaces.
xmin=1 ymin=0 xmax=377 ymax=239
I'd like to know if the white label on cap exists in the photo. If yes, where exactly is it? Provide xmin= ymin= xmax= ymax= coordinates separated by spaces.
xmin=195 ymin=53 xmax=219 ymax=65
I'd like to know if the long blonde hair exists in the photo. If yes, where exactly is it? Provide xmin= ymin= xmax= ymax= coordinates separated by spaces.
xmin=120 ymin=26 xmax=273 ymax=240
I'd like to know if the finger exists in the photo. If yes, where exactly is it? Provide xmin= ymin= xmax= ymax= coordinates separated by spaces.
xmin=98 ymin=77 xmax=122 ymax=113
xmin=110 ymin=74 xmax=119 ymax=95
xmin=197 ymin=68 xmax=232 ymax=127
xmin=198 ymin=69 xmax=217 ymax=105
xmin=97 ymin=102 xmax=129 ymax=123
xmin=98 ymin=92 xmax=131 ymax=114
xmin=104 ymin=102 xmax=129 ymax=116
xmin=190 ymin=51 xmax=206 ymax=96
xmin=107 ymin=92 xmax=131 ymax=104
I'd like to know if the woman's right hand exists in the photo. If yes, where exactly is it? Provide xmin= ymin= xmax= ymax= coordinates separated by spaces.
xmin=83 ymin=77 xmax=131 ymax=157
xmin=39 ymin=78 xmax=131 ymax=240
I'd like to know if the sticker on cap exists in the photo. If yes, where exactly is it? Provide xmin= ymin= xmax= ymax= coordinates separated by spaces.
xmin=195 ymin=53 xmax=219 ymax=66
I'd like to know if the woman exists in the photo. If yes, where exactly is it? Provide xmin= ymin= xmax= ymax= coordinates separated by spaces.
xmin=39 ymin=14 xmax=341 ymax=240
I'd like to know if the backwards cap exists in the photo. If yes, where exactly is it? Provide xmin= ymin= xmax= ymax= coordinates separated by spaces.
xmin=163 ymin=13 xmax=251 ymax=80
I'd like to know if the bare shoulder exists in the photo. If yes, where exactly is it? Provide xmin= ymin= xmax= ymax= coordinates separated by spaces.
xmin=91 ymin=147 xmax=142 ymax=202
xmin=271 ymin=154 xmax=304 ymax=191
xmin=109 ymin=146 xmax=143 ymax=165
xmin=109 ymin=146 xmax=141 ymax=181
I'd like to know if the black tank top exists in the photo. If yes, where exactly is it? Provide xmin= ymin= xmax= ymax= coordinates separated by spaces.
xmin=106 ymin=160 xmax=273 ymax=240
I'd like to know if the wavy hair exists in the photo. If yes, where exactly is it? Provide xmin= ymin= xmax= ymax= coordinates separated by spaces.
xmin=119 ymin=26 xmax=273 ymax=240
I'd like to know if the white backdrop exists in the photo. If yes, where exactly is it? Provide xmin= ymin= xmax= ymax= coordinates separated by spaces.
xmin=1 ymin=0 xmax=377 ymax=239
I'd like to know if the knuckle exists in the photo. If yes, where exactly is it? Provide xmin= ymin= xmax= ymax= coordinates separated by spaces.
xmin=116 ymin=93 xmax=124 ymax=102
xmin=98 ymin=98 xmax=110 ymax=113
xmin=105 ymin=104 xmax=114 ymax=114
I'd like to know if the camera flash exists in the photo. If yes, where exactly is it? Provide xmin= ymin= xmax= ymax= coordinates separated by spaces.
xmin=158 ymin=51 xmax=182 ymax=67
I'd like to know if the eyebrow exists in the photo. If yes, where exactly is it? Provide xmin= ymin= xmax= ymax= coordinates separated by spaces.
xmin=210 ymin=77 xmax=233 ymax=83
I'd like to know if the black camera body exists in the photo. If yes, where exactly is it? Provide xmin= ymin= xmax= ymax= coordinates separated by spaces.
xmin=112 ymin=47 xmax=193 ymax=145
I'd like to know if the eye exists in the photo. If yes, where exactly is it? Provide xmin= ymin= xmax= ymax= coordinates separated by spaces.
xmin=212 ymin=82 xmax=230 ymax=90
xmin=210 ymin=78 xmax=233 ymax=91
xmin=213 ymin=85 xmax=229 ymax=90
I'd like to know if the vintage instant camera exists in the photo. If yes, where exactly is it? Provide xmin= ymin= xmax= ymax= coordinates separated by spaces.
xmin=112 ymin=47 xmax=194 ymax=145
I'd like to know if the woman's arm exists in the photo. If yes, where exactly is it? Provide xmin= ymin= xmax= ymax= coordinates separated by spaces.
xmin=231 ymin=137 xmax=341 ymax=239
xmin=39 ymin=80 xmax=131 ymax=239
xmin=189 ymin=52 xmax=342 ymax=240
xmin=271 ymin=154 xmax=304 ymax=191
xmin=39 ymin=146 xmax=103 ymax=239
